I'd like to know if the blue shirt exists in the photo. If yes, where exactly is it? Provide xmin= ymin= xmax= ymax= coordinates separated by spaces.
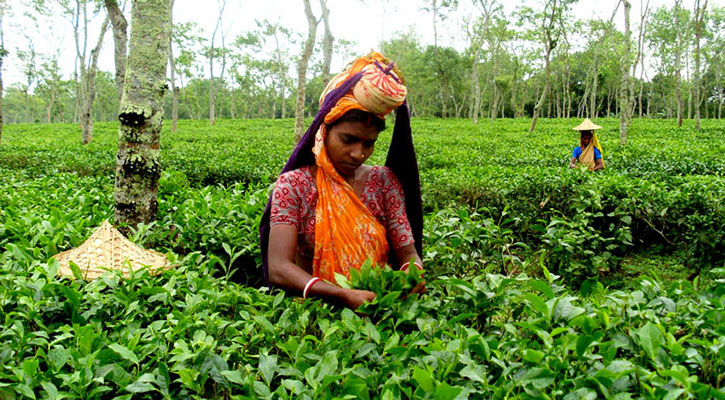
xmin=572 ymin=146 xmax=601 ymax=160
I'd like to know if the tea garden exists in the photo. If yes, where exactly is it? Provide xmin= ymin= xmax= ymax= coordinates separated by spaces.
xmin=0 ymin=118 xmax=723 ymax=398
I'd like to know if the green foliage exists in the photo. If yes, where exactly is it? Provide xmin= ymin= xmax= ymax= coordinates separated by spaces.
xmin=1 ymin=117 xmax=724 ymax=398
xmin=1 ymin=118 xmax=722 ymax=284
xmin=0 ymin=251 xmax=723 ymax=398
xmin=337 ymin=260 xmax=425 ymax=321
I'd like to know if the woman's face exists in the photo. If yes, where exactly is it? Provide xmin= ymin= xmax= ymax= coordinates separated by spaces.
xmin=325 ymin=121 xmax=380 ymax=178
xmin=580 ymin=131 xmax=593 ymax=148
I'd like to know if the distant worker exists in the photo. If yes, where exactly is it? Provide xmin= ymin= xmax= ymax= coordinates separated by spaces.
xmin=259 ymin=52 xmax=425 ymax=311
xmin=569 ymin=118 xmax=605 ymax=171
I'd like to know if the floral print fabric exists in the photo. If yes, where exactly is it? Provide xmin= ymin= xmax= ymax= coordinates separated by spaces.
xmin=270 ymin=165 xmax=414 ymax=272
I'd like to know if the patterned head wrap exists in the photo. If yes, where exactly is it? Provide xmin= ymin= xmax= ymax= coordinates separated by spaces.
xmin=260 ymin=52 xmax=423 ymax=285
xmin=321 ymin=53 xmax=407 ymax=122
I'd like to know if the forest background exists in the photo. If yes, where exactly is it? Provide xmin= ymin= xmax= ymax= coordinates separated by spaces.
xmin=0 ymin=0 xmax=723 ymax=134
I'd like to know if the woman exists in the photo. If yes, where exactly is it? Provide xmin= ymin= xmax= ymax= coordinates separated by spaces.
xmin=259 ymin=52 xmax=424 ymax=310
xmin=569 ymin=118 xmax=605 ymax=171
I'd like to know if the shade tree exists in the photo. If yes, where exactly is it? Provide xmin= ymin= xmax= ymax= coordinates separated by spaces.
xmin=5 ymin=0 xmax=725 ymax=128
xmin=15 ymin=37 xmax=39 ymax=124
xmin=169 ymin=20 xmax=203 ymax=130
xmin=30 ymin=0 xmax=111 ymax=143
xmin=113 ymin=0 xmax=172 ymax=234
xmin=517 ymin=0 xmax=577 ymax=132
xmin=293 ymin=0 xmax=318 ymax=143
xmin=103 ymin=0 xmax=127 ymax=104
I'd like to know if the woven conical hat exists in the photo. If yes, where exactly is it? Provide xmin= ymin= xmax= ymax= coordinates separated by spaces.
xmin=53 ymin=220 xmax=170 ymax=280
xmin=572 ymin=118 xmax=602 ymax=131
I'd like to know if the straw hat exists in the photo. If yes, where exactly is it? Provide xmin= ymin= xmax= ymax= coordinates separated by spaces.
xmin=572 ymin=118 xmax=602 ymax=131
xmin=53 ymin=220 xmax=170 ymax=280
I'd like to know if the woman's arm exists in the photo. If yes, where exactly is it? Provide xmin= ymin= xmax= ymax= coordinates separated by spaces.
xmin=378 ymin=166 xmax=426 ymax=294
xmin=268 ymin=224 xmax=377 ymax=310
xmin=570 ymin=147 xmax=581 ymax=168
xmin=395 ymin=243 xmax=422 ymax=268
xmin=394 ymin=243 xmax=426 ymax=294
xmin=592 ymin=158 xmax=604 ymax=171
xmin=569 ymin=156 xmax=578 ymax=168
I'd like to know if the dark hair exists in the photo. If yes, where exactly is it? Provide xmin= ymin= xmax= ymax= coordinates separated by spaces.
xmin=580 ymin=130 xmax=593 ymax=137
xmin=328 ymin=109 xmax=386 ymax=132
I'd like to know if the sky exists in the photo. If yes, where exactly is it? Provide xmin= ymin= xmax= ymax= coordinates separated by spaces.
xmin=2 ymin=0 xmax=722 ymax=88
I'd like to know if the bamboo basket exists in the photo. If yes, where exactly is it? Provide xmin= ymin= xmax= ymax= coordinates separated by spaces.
xmin=53 ymin=220 xmax=170 ymax=280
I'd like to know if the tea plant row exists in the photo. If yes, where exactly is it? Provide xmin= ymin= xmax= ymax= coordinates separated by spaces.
xmin=2 ymin=245 xmax=724 ymax=398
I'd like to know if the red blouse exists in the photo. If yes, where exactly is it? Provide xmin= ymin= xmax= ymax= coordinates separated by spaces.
xmin=269 ymin=165 xmax=415 ymax=260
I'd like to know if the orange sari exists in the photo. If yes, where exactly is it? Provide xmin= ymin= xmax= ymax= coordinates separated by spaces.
xmin=311 ymin=52 xmax=407 ymax=282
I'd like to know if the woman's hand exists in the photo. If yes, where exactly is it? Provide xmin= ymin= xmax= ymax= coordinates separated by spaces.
xmin=341 ymin=288 xmax=377 ymax=310
xmin=409 ymin=280 xmax=427 ymax=295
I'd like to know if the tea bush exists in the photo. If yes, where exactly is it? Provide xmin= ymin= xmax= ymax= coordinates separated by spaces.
xmin=1 ymin=252 xmax=723 ymax=399
xmin=1 ymin=118 xmax=723 ymax=281
xmin=1 ymin=118 xmax=724 ymax=398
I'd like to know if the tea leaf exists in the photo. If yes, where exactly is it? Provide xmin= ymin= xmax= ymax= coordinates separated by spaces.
xmin=109 ymin=343 xmax=140 ymax=365
xmin=413 ymin=367 xmax=435 ymax=393
xmin=634 ymin=323 xmax=664 ymax=362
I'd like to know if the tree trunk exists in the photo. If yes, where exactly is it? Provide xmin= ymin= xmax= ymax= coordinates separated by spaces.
xmin=547 ymin=87 xmax=552 ymax=118
xmin=0 ymin=8 xmax=4 ymax=146
xmin=104 ymin=0 xmax=127 ymax=104
xmin=468 ymin=5 xmax=490 ymax=122
xmin=168 ymin=22 xmax=179 ymax=132
xmin=584 ymin=4 xmax=620 ymax=118
xmin=693 ymin=0 xmax=707 ymax=130
xmin=704 ymin=98 xmax=708 ymax=119
xmin=718 ymin=60 xmax=722 ymax=119
xmin=272 ymin=27 xmax=286 ymax=119
xmin=675 ymin=0 xmax=684 ymax=127
xmin=564 ymin=55 xmax=572 ymax=118
xmin=114 ymin=0 xmax=172 ymax=235
xmin=470 ymin=0 xmax=495 ymax=120
xmin=450 ymin=82 xmax=462 ymax=118
xmin=48 ymin=68 xmax=58 ymax=124
xmin=590 ymin=61 xmax=598 ymax=117
xmin=510 ymin=51 xmax=520 ymax=118
xmin=530 ymin=66 xmax=551 ymax=132
xmin=293 ymin=0 xmax=317 ymax=143
xmin=638 ymin=71 xmax=645 ymax=117
xmin=23 ymin=87 xmax=30 ymax=123
xmin=319 ymin=0 xmax=333 ymax=89
xmin=81 ymin=16 xmax=110 ymax=144
xmin=490 ymin=41 xmax=500 ymax=122
xmin=619 ymin=0 xmax=632 ymax=145
xmin=606 ymin=86 xmax=612 ymax=116
xmin=218 ymin=9 xmax=228 ymax=121
xmin=530 ymin=0 xmax=558 ymax=132
xmin=71 ymin=1 xmax=81 ymax=125
xmin=431 ymin=0 xmax=449 ymax=118
xmin=209 ymin=50 xmax=215 ymax=124
xmin=208 ymin=0 xmax=227 ymax=126
xmin=686 ymin=47 xmax=692 ymax=120
xmin=631 ymin=0 xmax=649 ymax=119
xmin=647 ymin=74 xmax=653 ymax=117
xmin=471 ymin=43 xmax=482 ymax=123
xmin=229 ymin=88 xmax=236 ymax=119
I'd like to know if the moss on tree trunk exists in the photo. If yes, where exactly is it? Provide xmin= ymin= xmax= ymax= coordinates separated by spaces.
xmin=113 ymin=0 xmax=172 ymax=235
